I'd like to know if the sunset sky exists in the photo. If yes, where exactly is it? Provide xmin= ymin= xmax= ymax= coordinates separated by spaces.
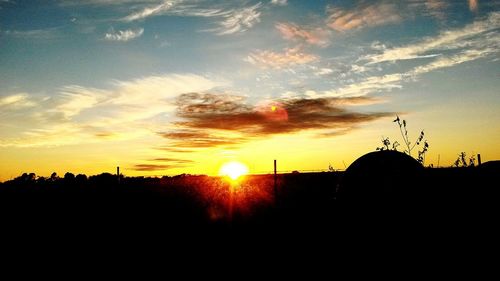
xmin=1 ymin=0 xmax=499 ymax=180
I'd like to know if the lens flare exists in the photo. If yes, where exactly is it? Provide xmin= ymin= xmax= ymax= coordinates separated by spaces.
xmin=257 ymin=101 xmax=288 ymax=122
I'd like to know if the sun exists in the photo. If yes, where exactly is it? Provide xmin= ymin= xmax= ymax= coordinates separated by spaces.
xmin=219 ymin=161 xmax=249 ymax=181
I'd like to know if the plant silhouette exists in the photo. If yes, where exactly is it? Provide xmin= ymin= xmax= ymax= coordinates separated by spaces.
xmin=377 ymin=115 xmax=429 ymax=165
xmin=453 ymin=152 xmax=476 ymax=167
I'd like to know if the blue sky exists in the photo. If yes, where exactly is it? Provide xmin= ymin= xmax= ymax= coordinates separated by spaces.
xmin=0 ymin=0 xmax=499 ymax=177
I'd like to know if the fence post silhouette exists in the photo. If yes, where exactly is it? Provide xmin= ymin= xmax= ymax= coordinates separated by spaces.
xmin=477 ymin=154 xmax=481 ymax=166
xmin=274 ymin=160 xmax=277 ymax=203
xmin=117 ymin=166 xmax=120 ymax=185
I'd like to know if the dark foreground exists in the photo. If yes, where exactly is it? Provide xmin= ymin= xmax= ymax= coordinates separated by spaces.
xmin=1 ymin=166 xmax=497 ymax=237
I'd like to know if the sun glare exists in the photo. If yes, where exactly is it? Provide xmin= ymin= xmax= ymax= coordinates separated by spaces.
xmin=219 ymin=161 xmax=249 ymax=180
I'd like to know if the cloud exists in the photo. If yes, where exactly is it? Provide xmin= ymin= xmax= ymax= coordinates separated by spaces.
xmin=159 ymin=92 xmax=391 ymax=149
xmin=159 ymin=121 xmax=250 ymax=149
xmin=0 ymin=93 xmax=35 ymax=108
xmin=122 ymin=0 xmax=177 ymax=22
xmin=245 ymin=47 xmax=319 ymax=69
xmin=323 ymin=47 xmax=497 ymax=99
xmin=0 ymin=74 xmax=222 ymax=147
xmin=159 ymin=131 xmax=249 ymax=149
xmin=406 ymin=0 xmax=478 ymax=20
xmin=151 ymin=158 xmax=194 ymax=163
xmin=363 ymin=12 xmax=500 ymax=64
xmin=121 ymin=0 xmax=224 ymax=22
xmin=159 ymin=130 xmax=212 ymax=139
xmin=271 ymin=0 xmax=287 ymax=6
xmin=318 ymin=13 xmax=500 ymax=100
xmin=422 ymin=0 xmax=448 ymax=20
xmin=155 ymin=147 xmax=195 ymax=153
xmin=121 ymin=1 xmax=261 ymax=35
xmin=104 ymin=28 xmax=144 ymax=41
xmin=326 ymin=3 xmax=401 ymax=31
xmin=411 ymin=48 xmax=497 ymax=75
xmin=94 ymin=132 xmax=115 ymax=138
xmin=2 ymin=28 xmax=59 ymax=39
xmin=275 ymin=22 xmax=330 ymax=47
xmin=210 ymin=2 xmax=262 ymax=35
xmin=164 ymin=137 xmax=247 ymax=148
xmin=133 ymin=164 xmax=178 ymax=171
xmin=322 ymin=74 xmax=405 ymax=98
xmin=469 ymin=0 xmax=478 ymax=12
xmin=314 ymin=68 xmax=334 ymax=76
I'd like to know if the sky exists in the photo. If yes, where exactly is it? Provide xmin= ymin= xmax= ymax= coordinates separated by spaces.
xmin=0 ymin=0 xmax=499 ymax=180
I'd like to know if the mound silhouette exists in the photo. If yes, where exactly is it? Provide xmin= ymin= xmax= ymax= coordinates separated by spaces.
xmin=338 ymin=150 xmax=423 ymax=204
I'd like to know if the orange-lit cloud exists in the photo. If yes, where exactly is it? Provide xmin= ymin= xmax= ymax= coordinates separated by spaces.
xmin=469 ymin=0 xmax=478 ymax=12
xmin=159 ymin=130 xmax=247 ymax=148
xmin=275 ymin=22 xmax=330 ymax=47
xmin=155 ymin=147 xmax=196 ymax=153
xmin=151 ymin=158 xmax=194 ymax=163
xmin=133 ymin=164 xmax=178 ymax=171
xmin=327 ymin=3 xmax=401 ymax=31
xmin=132 ymin=157 xmax=194 ymax=172
xmin=245 ymin=47 xmax=318 ymax=69
xmin=158 ymin=93 xmax=392 ymax=149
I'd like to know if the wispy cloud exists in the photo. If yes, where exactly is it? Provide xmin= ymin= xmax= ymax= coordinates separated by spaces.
xmin=0 ymin=74 xmax=222 ymax=147
xmin=155 ymin=147 xmax=195 ymax=153
xmin=51 ymin=87 xmax=102 ymax=119
xmin=151 ymin=158 xmax=194 ymax=163
xmin=121 ymin=1 xmax=261 ymax=35
xmin=326 ymin=3 xmax=401 ymax=32
xmin=275 ymin=22 xmax=330 ymax=47
xmin=210 ymin=2 xmax=262 ymax=35
xmin=311 ymin=12 xmax=500 ymax=99
xmin=324 ymin=74 xmax=405 ymax=98
xmin=245 ymin=47 xmax=318 ymax=69
xmin=271 ymin=0 xmax=287 ymax=6
xmin=410 ymin=48 xmax=497 ymax=76
xmin=0 ymin=93 xmax=35 ymax=108
xmin=132 ymin=157 xmax=194 ymax=172
xmin=161 ymin=134 xmax=247 ymax=149
xmin=122 ymin=0 xmax=177 ymax=22
xmin=104 ymin=28 xmax=144 ymax=41
xmin=133 ymin=164 xmax=178 ymax=171
xmin=2 ymin=28 xmax=59 ymax=39
xmin=121 ymin=0 xmax=226 ymax=21
xmin=314 ymin=68 xmax=334 ymax=76
xmin=363 ymin=12 xmax=500 ymax=64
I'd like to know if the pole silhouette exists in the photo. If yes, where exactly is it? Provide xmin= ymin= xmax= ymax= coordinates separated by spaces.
xmin=274 ymin=160 xmax=277 ymax=203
